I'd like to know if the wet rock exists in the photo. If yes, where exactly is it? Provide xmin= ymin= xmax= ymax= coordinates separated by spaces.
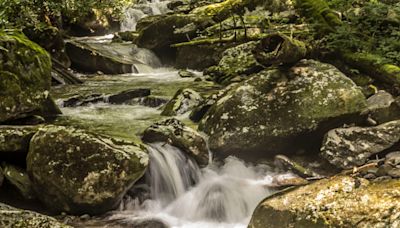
xmin=0 ymin=202 xmax=71 ymax=228
xmin=270 ymin=174 xmax=309 ymax=187
xmin=113 ymin=31 xmax=139 ymax=43
xmin=27 ymin=125 xmax=149 ymax=214
xmin=321 ymin=120 xmax=400 ymax=169
xmin=362 ymin=90 xmax=400 ymax=125
xmin=143 ymin=118 xmax=209 ymax=166
xmin=62 ymin=89 xmax=151 ymax=107
xmin=205 ymin=41 xmax=264 ymax=85
xmin=249 ymin=175 xmax=400 ymax=228
xmin=200 ymin=60 xmax=367 ymax=158
xmin=65 ymin=38 xmax=144 ymax=74
xmin=2 ymin=163 xmax=36 ymax=200
xmin=274 ymin=155 xmax=322 ymax=178
xmin=161 ymin=89 xmax=204 ymax=116
xmin=135 ymin=96 xmax=169 ymax=108
xmin=0 ymin=30 xmax=52 ymax=123
xmin=178 ymin=70 xmax=196 ymax=78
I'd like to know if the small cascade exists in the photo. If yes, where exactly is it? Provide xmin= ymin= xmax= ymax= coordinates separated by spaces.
xmin=111 ymin=144 xmax=277 ymax=227
xmin=146 ymin=143 xmax=201 ymax=206
xmin=121 ymin=0 xmax=171 ymax=32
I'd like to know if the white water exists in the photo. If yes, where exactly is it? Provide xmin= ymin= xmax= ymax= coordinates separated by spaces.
xmin=121 ymin=0 xmax=171 ymax=31
xmin=110 ymin=143 xmax=279 ymax=228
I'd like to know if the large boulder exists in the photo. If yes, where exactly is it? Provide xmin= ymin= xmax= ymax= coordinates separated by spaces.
xmin=249 ymin=175 xmax=400 ymax=227
xmin=0 ymin=202 xmax=70 ymax=228
xmin=0 ymin=30 xmax=52 ymax=123
xmin=199 ymin=60 xmax=367 ymax=158
xmin=321 ymin=120 xmax=400 ymax=169
xmin=142 ymin=118 xmax=209 ymax=166
xmin=27 ymin=125 xmax=149 ymax=214
xmin=0 ymin=126 xmax=38 ymax=156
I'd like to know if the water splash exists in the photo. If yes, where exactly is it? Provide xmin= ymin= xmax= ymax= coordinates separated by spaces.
xmin=121 ymin=0 xmax=171 ymax=32
xmin=111 ymin=143 xmax=277 ymax=227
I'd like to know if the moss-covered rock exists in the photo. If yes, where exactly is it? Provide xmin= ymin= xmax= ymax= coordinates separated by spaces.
xmin=199 ymin=59 xmax=366 ymax=158
xmin=206 ymin=41 xmax=264 ymax=84
xmin=321 ymin=120 xmax=400 ymax=169
xmin=2 ymin=163 xmax=36 ymax=200
xmin=142 ymin=118 xmax=209 ymax=166
xmin=161 ymin=89 xmax=204 ymax=116
xmin=0 ymin=202 xmax=70 ymax=228
xmin=0 ymin=30 xmax=52 ymax=123
xmin=27 ymin=125 xmax=149 ymax=214
xmin=136 ymin=14 xmax=214 ymax=51
xmin=249 ymin=175 xmax=400 ymax=227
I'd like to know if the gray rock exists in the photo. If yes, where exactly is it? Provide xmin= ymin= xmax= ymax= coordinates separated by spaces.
xmin=385 ymin=151 xmax=400 ymax=166
xmin=27 ymin=125 xmax=149 ymax=214
xmin=0 ymin=203 xmax=71 ymax=228
xmin=200 ymin=60 xmax=367 ymax=158
xmin=321 ymin=120 xmax=400 ymax=169
xmin=143 ymin=118 xmax=209 ymax=166
xmin=161 ymin=89 xmax=204 ymax=116
xmin=363 ymin=90 xmax=400 ymax=124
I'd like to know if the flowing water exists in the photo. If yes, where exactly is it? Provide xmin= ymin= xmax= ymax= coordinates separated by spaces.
xmin=109 ymin=143 xmax=279 ymax=228
xmin=54 ymin=3 xmax=292 ymax=227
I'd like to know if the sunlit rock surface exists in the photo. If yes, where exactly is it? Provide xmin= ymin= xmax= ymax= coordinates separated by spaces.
xmin=321 ymin=120 xmax=400 ymax=169
xmin=27 ymin=125 xmax=149 ymax=214
xmin=200 ymin=59 xmax=367 ymax=158
xmin=249 ymin=175 xmax=400 ymax=227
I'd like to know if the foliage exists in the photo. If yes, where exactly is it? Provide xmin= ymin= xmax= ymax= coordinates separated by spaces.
xmin=0 ymin=0 xmax=130 ymax=30
xmin=322 ymin=1 xmax=400 ymax=65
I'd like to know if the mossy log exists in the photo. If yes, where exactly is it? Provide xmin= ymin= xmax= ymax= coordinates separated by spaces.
xmin=341 ymin=52 xmax=400 ymax=88
xmin=294 ymin=0 xmax=341 ymax=32
xmin=191 ymin=0 xmax=264 ymax=22
xmin=253 ymin=33 xmax=307 ymax=66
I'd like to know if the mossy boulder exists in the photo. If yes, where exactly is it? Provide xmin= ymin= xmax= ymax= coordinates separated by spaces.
xmin=27 ymin=125 xmax=149 ymax=214
xmin=199 ymin=59 xmax=367 ymax=158
xmin=0 ymin=202 xmax=70 ymax=228
xmin=249 ymin=175 xmax=400 ymax=227
xmin=161 ymin=89 xmax=204 ymax=116
xmin=205 ymin=41 xmax=264 ymax=84
xmin=143 ymin=118 xmax=209 ymax=166
xmin=321 ymin=120 xmax=400 ymax=169
xmin=0 ymin=30 xmax=52 ymax=123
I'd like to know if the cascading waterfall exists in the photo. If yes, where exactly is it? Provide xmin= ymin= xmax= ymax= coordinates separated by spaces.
xmin=110 ymin=143 xmax=278 ymax=227
xmin=121 ymin=0 xmax=171 ymax=31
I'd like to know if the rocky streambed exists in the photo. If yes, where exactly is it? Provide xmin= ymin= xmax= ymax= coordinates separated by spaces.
xmin=1 ymin=0 xmax=400 ymax=227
